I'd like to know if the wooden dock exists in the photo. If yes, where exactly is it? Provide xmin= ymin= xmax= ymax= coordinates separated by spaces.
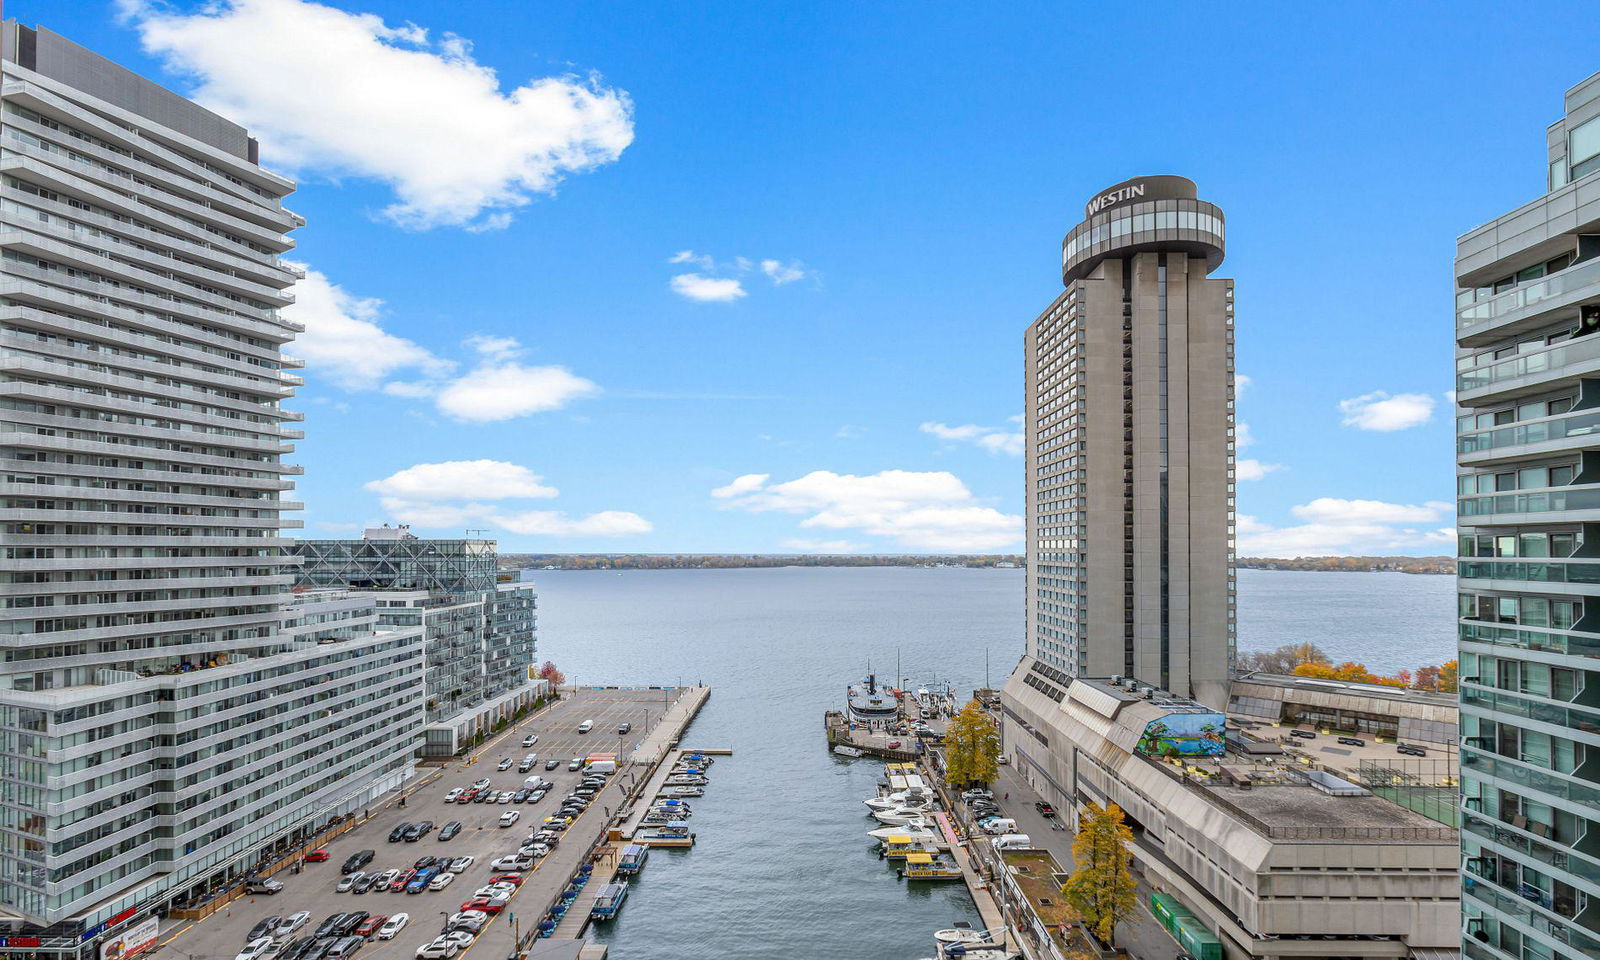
xmin=823 ymin=710 xmax=921 ymax=761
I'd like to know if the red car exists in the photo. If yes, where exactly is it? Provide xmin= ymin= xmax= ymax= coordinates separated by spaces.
xmin=355 ymin=915 xmax=387 ymax=938
xmin=459 ymin=897 xmax=506 ymax=915
xmin=489 ymin=873 xmax=524 ymax=886
xmin=304 ymin=849 xmax=330 ymax=863
xmin=389 ymin=869 xmax=416 ymax=892
xmin=458 ymin=789 xmax=479 ymax=803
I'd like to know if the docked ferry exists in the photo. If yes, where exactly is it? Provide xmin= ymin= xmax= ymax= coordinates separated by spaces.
xmin=617 ymin=844 xmax=649 ymax=875
xmin=590 ymin=881 xmax=628 ymax=920
xmin=847 ymin=674 xmax=900 ymax=728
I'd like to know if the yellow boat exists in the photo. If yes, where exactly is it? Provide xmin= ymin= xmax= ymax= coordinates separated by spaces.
xmin=879 ymin=834 xmax=931 ymax=860
xmin=898 ymin=852 xmax=963 ymax=880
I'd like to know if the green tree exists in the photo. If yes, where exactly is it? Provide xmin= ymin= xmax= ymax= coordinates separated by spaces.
xmin=944 ymin=699 xmax=999 ymax=785
xmin=1063 ymin=802 xmax=1137 ymax=948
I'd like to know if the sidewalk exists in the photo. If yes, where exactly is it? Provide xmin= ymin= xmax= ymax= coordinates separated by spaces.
xmin=987 ymin=764 xmax=1175 ymax=960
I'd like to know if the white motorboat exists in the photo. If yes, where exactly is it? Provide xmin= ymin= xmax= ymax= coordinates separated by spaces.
xmin=833 ymin=745 xmax=865 ymax=758
xmin=869 ymin=816 xmax=937 ymax=839
xmin=869 ymin=823 xmax=938 ymax=843
xmin=873 ymin=805 xmax=935 ymax=826
xmin=865 ymin=790 xmax=932 ymax=812
xmin=934 ymin=923 xmax=1001 ymax=947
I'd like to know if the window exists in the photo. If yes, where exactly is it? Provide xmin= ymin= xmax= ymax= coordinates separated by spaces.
xmin=1571 ymin=116 xmax=1600 ymax=180
xmin=1552 ymin=158 xmax=1570 ymax=191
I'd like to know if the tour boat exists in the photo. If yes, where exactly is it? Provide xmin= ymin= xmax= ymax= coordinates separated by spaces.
xmin=617 ymin=844 xmax=648 ymax=876
xmin=898 ymin=852 xmax=963 ymax=880
xmin=847 ymin=674 xmax=900 ymax=727
xmin=589 ymin=881 xmax=628 ymax=921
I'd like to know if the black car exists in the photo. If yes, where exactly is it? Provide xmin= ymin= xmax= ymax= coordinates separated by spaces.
xmin=1035 ymin=801 xmax=1056 ymax=818
xmin=352 ymin=874 xmax=380 ymax=894
xmin=544 ymin=758 xmax=561 ymax=770
xmin=388 ymin=823 xmax=411 ymax=843
xmin=313 ymin=916 xmax=344 ymax=939
xmin=512 ymin=789 xmax=530 ymax=803
xmin=473 ymin=791 xmax=493 ymax=804
xmin=332 ymin=912 xmax=368 ymax=938
xmin=413 ymin=855 xmax=437 ymax=871
xmin=402 ymin=821 xmax=432 ymax=842
xmin=439 ymin=820 xmax=462 ymax=841
xmin=340 ymin=851 xmax=374 ymax=874
xmin=617 ymin=722 xmax=631 ymax=735
xmin=306 ymin=937 xmax=338 ymax=960
xmin=275 ymin=939 xmax=307 ymax=960
xmin=248 ymin=917 xmax=281 ymax=942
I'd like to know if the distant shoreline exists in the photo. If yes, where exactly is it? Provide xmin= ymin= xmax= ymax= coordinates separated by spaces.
xmin=1238 ymin=556 xmax=1454 ymax=575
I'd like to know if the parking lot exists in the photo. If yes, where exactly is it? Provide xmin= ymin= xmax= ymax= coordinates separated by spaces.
xmin=162 ymin=689 xmax=683 ymax=960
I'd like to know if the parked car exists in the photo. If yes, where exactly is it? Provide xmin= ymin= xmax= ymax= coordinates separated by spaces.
xmin=568 ymin=757 xmax=584 ymax=771
xmin=444 ymin=788 xmax=463 ymax=803
xmin=336 ymin=873 xmax=364 ymax=893
xmin=327 ymin=936 xmax=364 ymax=960
xmin=415 ymin=937 xmax=459 ymax=959
xmin=439 ymin=821 xmax=462 ymax=841
xmin=470 ymin=778 xmax=491 ymax=790
xmin=458 ymin=897 xmax=506 ymax=915
xmin=236 ymin=938 xmax=276 ymax=960
xmin=248 ymin=918 xmax=282 ymax=942
xmin=402 ymin=822 xmax=433 ymax=842
xmin=313 ymin=915 xmax=345 ymax=939
xmin=405 ymin=870 xmax=436 ymax=894
xmin=246 ymin=877 xmax=283 ymax=895
xmin=445 ymin=911 xmax=488 ymax=933
xmin=429 ymin=872 xmax=456 ymax=891
xmin=334 ymin=912 xmax=369 ymax=938
xmin=353 ymin=915 xmax=386 ymax=939
xmin=511 ymin=789 xmax=530 ymax=803
xmin=276 ymin=912 xmax=312 ymax=939
xmin=472 ymin=792 xmax=493 ymax=804
xmin=497 ymin=793 xmax=513 ymax=805
xmin=388 ymin=870 xmax=416 ymax=892
xmin=372 ymin=869 xmax=401 ymax=889
xmin=522 ymin=735 xmax=538 ymax=747
xmin=496 ymin=758 xmax=512 ymax=771
xmin=491 ymin=854 xmax=534 ymax=872
xmin=388 ymin=824 xmax=411 ymax=843
xmin=577 ymin=720 xmax=593 ymax=734
xmin=352 ymin=874 xmax=380 ymax=895
xmin=304 ymin=849 xmax=330 ymax=863
xmin=544 ymin=758 xmax=561 ymax=770
xmin=413 ymin=855 xmax=437 ymax=871
xmin=376 ymin=914 xmax=409 ymax=941
xmin=440 ymin=932 xmax=475 ymax=950
xmin=447 ymin=856 xmax=475 ymax=872
xmin=341 ymin=850 xmax=374 ymax=874
xmin=1035 ymin=801 xmax=1056 ymax=818
xmin=489 ymin=873 xmax=524 ymax=886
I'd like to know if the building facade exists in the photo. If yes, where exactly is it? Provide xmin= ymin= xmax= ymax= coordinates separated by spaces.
xmin=1024 ymin=175 xmax=1236 ymax=709
xmin=1454 ymin=69 xmax=1600 ymax=960
xmin=293 ymin=529 xmax=540 ymax=757
xmin=0 ymin=22 xmax=424 ymax=952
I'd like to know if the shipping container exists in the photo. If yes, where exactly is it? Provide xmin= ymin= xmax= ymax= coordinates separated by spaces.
xmin=1150 ymin=893 xmax=1194 ymax=935
xmin=1174 ymin=916 xmax=1223 ymax=960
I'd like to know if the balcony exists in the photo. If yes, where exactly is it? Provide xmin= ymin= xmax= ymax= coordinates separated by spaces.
xmin=1460 ymin=620 xmax=1600 ymax=657
xmin=1458 ymin=255 xmax=1600 ymax=344
xmin=1460 ymin=686 xmax=1600 ymax=737
xmin=1459 ymin=408 xmax=1600 ymax=465
xmin=1460 ymin=484 xmax=1600 ymax=523
xmin=1458 ymin=333 xmax=1600 ymax=403
xmin=1459 ymin=557 xmax=1600 ymax=589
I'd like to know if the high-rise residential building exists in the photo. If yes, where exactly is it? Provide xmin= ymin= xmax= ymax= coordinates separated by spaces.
xmin=293 ymin=527 xmax=540 ymax=756
xmin=1021 ymin=175 xmax=1236 ymax=709
xmin=1455 ymin=69 xmax=1600 ymax=960
xmin=0 ymin=21 xmax=425 ymax=951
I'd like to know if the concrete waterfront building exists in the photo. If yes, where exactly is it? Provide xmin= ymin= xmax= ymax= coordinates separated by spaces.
xmin=0 ymin=21 xmax=426 ymax=952
xmin=1005 ymin=664 xmax=1462 ymax=959
xmin=293 ymin=527 xmax=541 ymax=757
xmin=1454 ymin=69 xmax=1600 ymax=960
xmin=1022 ymin=175 xmax=1236 ymax=709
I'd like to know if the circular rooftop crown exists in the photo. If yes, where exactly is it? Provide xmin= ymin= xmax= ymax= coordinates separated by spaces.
xmin=1062 ymin=175 xmax=1225 ymax=285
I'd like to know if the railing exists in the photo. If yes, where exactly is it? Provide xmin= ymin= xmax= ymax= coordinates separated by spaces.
xmin=1459 ymin=484 xmax=1600 ymax=518
xmin=1459 ymin=333 xmax=1600 ymax=394
xmin=1459 ymin=558 xmax=1600 ymax=585
xmin=1459 ymin=686 xmax=1600 ymax=735
xmin=1458 ymin=255 xmax=1600 ymax=332
xmin=1459 ymin=620 xmax=1600 ymax=656
xmin=1458 ymin=409 xmax=1600 ymax=456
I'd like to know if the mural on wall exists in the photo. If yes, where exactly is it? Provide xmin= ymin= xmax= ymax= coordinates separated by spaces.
xmin=1136 ymin=712 xmax=1226 ymax=757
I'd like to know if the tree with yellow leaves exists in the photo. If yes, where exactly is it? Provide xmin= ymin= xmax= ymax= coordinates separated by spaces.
xmin=944 ymin=698 xmax=1000 ymax=786
xmin=1063 ymin=801 xmax=1137 ymax=948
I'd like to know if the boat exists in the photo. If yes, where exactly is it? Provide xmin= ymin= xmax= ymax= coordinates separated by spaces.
xmin=868 ymin=819 xmax=938 ymax=841
xmin=648 ymin=802 xmax=692 ymax=816
xmin=636 ymin=821 xmax=695 ymax=846
xmin=617 ymin=844 xmax=649 ymax=876
xmin=589 ymin=881 xmax=628 ymax=920
xmin=898 ymin=852 xmax=963 ymax=880
xmin=640 ymin=810 xmax=683 ymax=825
xmin=658 ymin=785 xmax=703 ymax=798
xmin=664 ymin=774 xmax=707 ymax=786
xmin=939 ymin=948 xmax=1019 ymax=960
xmin=865 ymin=789 xmax=932 ymax=812
xmin=880 ymin=834 xmax=935 ymax=859
xmin=934 ymin=924 xmax=1001 ymax=947
xmin=874 ymin=805 xmax=936 ymax=825
xmin=832 ymin=745 xmax=865 ymax=758
xmin=848 ymin=674 xmax=900 ymax=728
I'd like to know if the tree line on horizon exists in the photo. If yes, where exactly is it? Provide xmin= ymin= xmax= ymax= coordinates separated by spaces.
xmin=504 ymin=553 xmax=1025 ymax=570
xmin=1237 ymin=642 xmax=1458 ymax=693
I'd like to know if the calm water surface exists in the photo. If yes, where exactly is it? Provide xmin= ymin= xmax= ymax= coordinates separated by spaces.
xmin=531 ymin=565 xmax=1454 ymax=958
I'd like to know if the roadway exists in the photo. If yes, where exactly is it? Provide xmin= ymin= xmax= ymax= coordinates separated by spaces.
xmin=158 ymin=688 xmax=686 ymax=960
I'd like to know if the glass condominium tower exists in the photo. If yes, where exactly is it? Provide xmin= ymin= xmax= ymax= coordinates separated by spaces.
xmin=1024 ymin=175 xmax=1236 ymax=710
xmin=1455 ymin=70 xmax=1600 ymax=960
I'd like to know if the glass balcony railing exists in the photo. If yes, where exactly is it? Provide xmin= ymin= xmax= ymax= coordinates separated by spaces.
xmin=1458 ymin=334 xmax=1600 ymax=394
xmin=1460 ymin=485 xmax=1600 ymax=518
xmin=1460 ymin=745 xmax=1600 ymax=809
xmin=1459 ymin=409 xmax=1600 ymax=456
xmin=1460 ymin=686 xmax=1600 ymax=735
xmin=1459 ymin=558 xmax=1600 ymax=585
xmin=1462 ymin=810 xmax=1600 ymax=885
xmin=1462 ymin=874 xmax=1600 ymax=953
xmin=1459 ymin=620 xmax=1600 ymax=657
xmin=1459 ymin=256 xmax=1600 ymax=332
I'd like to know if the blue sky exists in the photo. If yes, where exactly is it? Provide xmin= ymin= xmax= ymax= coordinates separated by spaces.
xmin=24 ymin=1 xmax=1600 ymax=554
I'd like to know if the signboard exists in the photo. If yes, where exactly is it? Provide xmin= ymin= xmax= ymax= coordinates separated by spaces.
xmin=98 ymin=917 xmax=157 ymax=960
xmin=1135 ymin=712 xmax=1226 ymax=757
xmin=0 ymin=938 xmax=42 ymax=948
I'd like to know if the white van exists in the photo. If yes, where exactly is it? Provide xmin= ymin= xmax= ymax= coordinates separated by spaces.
xmin=586 ymin=759 xmax=617 ymax=775
xmin=523 ymin=776 xmax=547 ymax=790
xmin=979 ymin=818 xmax=1018 ymax=835
xmin=990 ymin=833 xmax=1032 ymax=851
xmin=577 ymin=720 xmax=593 ymax=734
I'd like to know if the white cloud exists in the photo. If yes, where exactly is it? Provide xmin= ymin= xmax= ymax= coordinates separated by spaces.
xmin=281 ymin=262 xmax=449 ymax=388
xmin=433 ymin=359 xmax=599 ymax=422
xmin=713 ymin=469 xmax=1023 ymax=552
xmin=668 ymin=250 xmax=714 ymax=270
xmin=836 ymin=425 xmax=865 ymax=439
xmin=782 ymin=538 xmax=867 ymax=553
xmin=121 ymin=0 xmax=634 ymax=230
xmin=670 ymin=273 xmax=746 ymax=302
xmin=1238 ymin=498 xmax=1456 ymax=557
xmin=1339 ymin=391 xmax=1436 ymax=431
xmin=1235 ymin=373 xmax=1252 ymax=396
xmin=365 ymin=460 xmax=559 ymax=501
xmin=464 ymin=334 xmax=523 ymax=361
xmin=370 ymin=458 xmax=649 ymax=539
xmin=760 ymin=259 xmax=808 ymax=285
xmin=1236 ymin=458 xmax=1283 ymax=481
xmin=1236 ymin=422 xmax=1255 ymax=448
xmin=921 ymin=421 xmax=1024 ymax=456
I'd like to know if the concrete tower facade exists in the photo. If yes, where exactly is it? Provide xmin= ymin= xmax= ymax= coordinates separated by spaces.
xmin=1022 ymin=175 xmax=1236 ymax=708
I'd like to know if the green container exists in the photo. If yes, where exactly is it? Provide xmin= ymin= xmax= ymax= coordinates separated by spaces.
xmin=1149 ymin=893 xmax=1194 ymax=936
xmin=1174 ymin=916 xmax=1223 ymax=960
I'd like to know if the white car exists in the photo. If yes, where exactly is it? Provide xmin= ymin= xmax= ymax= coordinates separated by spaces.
xmin=498 ymin=811 xmax=520 ymax=827
xmin=448 ymin=856 xmax=475 ymax=872
xmin=447 ymin=912 xmax=488 ymax=933
xmin=336 ymin=872 xmax=363 ymax=892
xmin=470 ymin=778 xmax=491 ymax=791
xmin=428 ymin=872 xmax=456 ymax=891
xmin=416 ymin=937 xmax=459 ymax=959
xmin=496 ymin=758 xmax=512 ymax=771
xmin=444 ymin=788 xmax=463 ymax=803
xmin=491 ymin=854 xmax=532 ymax=871
xmin=441 ymin=931 xmax=475 ymax=950
xmin=275 ymin=912 xmax=311 ymax=938
xmin=473 ymin=883 xmax=515 ymax=899
xmin=522 ymin=735 xmax=538 ymax=747
xmin=377 ymin=914 xmax=409 ymax=940
xmin=497 ymin=792 xmax=514 ymax=804
xmin=236 ymin=939 xmax=275 ymax=960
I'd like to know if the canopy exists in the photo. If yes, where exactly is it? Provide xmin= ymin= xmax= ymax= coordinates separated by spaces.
xmin=905 ymin=853 xmax=934 ymax=864
xmin=887 ymin=835 xmax=911 ymax=844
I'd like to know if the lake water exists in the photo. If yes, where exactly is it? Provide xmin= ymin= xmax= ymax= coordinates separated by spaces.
xmin=530 ymin=565 xmax=1455 ymax=958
